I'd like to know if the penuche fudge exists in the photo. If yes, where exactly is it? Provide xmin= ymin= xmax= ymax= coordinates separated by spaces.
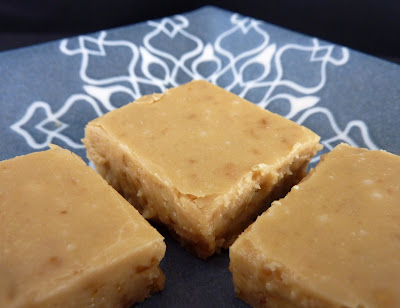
xmin=230 ymin=143 xmax=400 ymax=308
xmin=0 ymin=146 xmax=165 ymax=308
xmin=83 ymin=80 xmax=322 ymax=258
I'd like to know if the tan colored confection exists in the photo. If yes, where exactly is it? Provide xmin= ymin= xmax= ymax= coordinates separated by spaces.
xmin=84 ymin=80 xmax=321 ymax=258
xmin=230 ymin=143 xmax=400 ymax=308
xmin=0 ymin=146 xmax=165 ymax=308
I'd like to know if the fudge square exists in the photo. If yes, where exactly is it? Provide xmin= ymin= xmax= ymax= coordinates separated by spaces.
xmin=0 ymin=146 xmax=165 ymax=308
xmin=84 ymin=80 xmax=321 ymax=258
xmin=230 ymin=143 xmax=400 ymax=308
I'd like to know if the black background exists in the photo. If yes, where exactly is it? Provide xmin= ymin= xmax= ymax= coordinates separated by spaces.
xmin=1 ymin=0 xmax=399 ymax=63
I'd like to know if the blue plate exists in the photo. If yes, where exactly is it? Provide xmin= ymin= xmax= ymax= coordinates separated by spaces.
xmin=0 ymin=6 xmax=399 ymax=307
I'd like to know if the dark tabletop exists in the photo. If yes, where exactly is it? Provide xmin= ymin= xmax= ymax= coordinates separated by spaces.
xmin=1 ymin=0 xmax=399 ymax=63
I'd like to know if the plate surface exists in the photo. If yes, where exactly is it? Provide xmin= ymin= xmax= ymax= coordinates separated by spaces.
xmin=0 ymin=6 xmax=399 ymax=308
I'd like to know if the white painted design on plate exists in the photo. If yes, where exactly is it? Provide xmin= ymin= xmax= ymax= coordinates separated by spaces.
xmin=11 ymin=94 xmax=102 ymax=149
xmin=11 ymin=13 xmax=377 ymax=161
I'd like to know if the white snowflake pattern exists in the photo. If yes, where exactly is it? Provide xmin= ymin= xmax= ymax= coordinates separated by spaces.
xmin=11 ymin=13 xmax=377 ymax=160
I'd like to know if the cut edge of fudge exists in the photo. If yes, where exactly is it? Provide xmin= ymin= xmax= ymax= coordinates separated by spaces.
xmin=229 ymin=143 xmax=400 ymax=307
xmin=85 ymin=123 xmax=320 ymax=258
xmin=229 ymin=231 xmax=341 ymax=308
xmin=83 ymin=80 xmax=322 ymax=258
xmin=0 ymin=145 xmax=166 ymax=308
xmin=31 ymin=243 xmax=166 ymax=308
xmin=228 ymin=147 xmax=339 ymax=308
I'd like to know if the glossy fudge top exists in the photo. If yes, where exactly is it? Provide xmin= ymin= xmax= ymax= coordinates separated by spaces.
xmin=0 ymin=146 xmax=163 ymax=305
xmin=88 ymin=80 xmax=320 ymax=197
xmin=239 ymin=143 xmax=400 ymax=307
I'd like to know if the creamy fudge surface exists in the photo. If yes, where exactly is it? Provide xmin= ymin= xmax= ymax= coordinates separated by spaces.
xmin=230 ymin=143 xmax=400 ymax=308
xmin=84 ymin=80 xmax=321 ymax=258
xmin=88 ymin=80 xmax=316 ymax=197
xmin=0 ymin=146 xmax=165 ymax=308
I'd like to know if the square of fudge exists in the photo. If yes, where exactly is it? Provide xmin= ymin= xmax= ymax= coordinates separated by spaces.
xmin=230 ymin=143 xmax=400 ymax=307
xmin=0 ymin=146 xmax=165 ymax=308
xmin=83 ymin=80 xmax=321 ymax=259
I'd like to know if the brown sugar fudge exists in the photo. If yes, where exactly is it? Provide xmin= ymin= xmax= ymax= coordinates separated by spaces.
xmin=230 ymin=143 xmax=400 ymax=308
xmin=0 ymin=146 xmax=165 ymax=308
xmin=83 ymin=80 xmax=321 ymax=258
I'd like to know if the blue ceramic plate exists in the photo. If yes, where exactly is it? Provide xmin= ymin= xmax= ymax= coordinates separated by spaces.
xmin=0 ymin=6 xmax=399 ymax=307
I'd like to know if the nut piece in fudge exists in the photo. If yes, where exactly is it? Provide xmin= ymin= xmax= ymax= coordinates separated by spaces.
xmin=230 ymin=143 xmax=400 ymax=308
xmin=0 ymin=146 xmax=165 ymax=308
xmin=83 ymin=80 xmax=322 ymax=259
